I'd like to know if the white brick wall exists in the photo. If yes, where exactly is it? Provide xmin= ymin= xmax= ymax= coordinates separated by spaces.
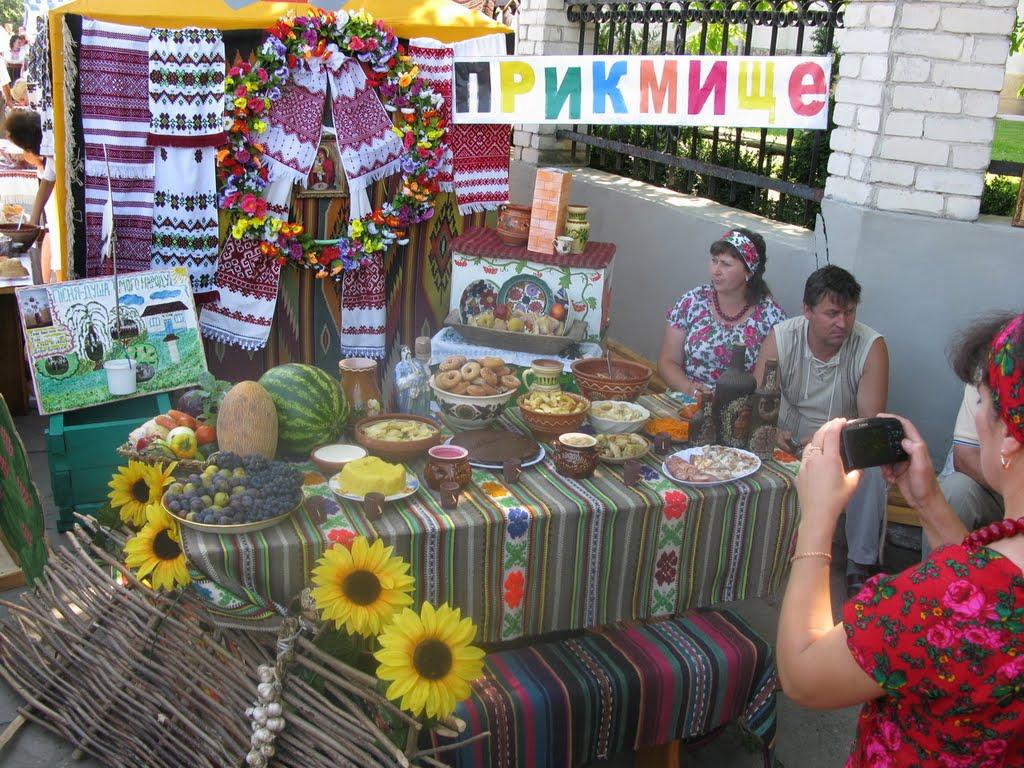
xmin=824 ymin=0 xmax=1013 ymax=220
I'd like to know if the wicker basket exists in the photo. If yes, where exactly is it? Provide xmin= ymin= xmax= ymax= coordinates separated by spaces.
xmin=116 ymin=443 xmax=207 ymax=474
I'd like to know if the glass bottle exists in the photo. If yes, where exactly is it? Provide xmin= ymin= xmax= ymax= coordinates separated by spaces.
xmin=393 ymin=337 xmax=433 ymax=418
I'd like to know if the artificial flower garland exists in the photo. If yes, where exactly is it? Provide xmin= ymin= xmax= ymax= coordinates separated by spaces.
xmin=219 ymin=8 xmax=447 ymax=279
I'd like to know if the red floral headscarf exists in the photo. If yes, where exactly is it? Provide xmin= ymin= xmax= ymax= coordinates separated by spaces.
xmin=987 ymin=313 xmax=1024 ymax=445
xmin=717 ymin=230 xmax=761 ymax=274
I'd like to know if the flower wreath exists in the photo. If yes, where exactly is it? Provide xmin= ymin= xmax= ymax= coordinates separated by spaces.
xmin=218 ymin=9 xmax=446 ymax=279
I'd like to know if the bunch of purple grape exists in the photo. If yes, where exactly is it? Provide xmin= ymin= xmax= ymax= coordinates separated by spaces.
xmin=163 ymin=452 xmax=303 ymax=525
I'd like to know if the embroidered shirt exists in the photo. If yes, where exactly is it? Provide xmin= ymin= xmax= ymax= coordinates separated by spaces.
xmin=664 ymin=284 xmax=785 ymax=388
xmin=843 ymin=545 xmax=1024 ymax=767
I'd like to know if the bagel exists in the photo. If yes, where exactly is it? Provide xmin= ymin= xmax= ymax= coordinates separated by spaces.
xmin=436 ymin=370 xmax=463 ymax=391
xmin=450 ymin=381 xmax=469 ymax=395
xmin=460 ymin=361 xmax=482 ymax=381
xmin=479 ymin=367 xmax=499 ymax=387
xmin=479 ymin=356 xmax=505 ymax=370
xmin=498 ymin=365 xmax=513 ymax=377
xmin=501 ymin=374 xmax=521 ymax=391
xmin=477 ymin=381 xmax=499 ymax=395
xmin=466 ymin=384 xmax=488 ymax=396
xmin=438 ymin=355 xmax=467 ymax=372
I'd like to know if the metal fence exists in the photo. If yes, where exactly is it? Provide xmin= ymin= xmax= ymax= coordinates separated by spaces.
xmin=560 ymin=1 xmax=847 ymax=228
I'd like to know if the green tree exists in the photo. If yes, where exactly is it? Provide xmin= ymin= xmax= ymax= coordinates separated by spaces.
xmin=0 ymin=0 xmax=21 ymax=27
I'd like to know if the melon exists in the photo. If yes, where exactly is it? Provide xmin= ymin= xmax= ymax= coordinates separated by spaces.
xmin=258 ymin=364 xmax=349 ymax=455
xmin=216 ymin=381 xmax=279 ymax=459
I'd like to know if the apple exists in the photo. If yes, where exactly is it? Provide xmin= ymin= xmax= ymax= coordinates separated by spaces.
xmin=550 ymin=303 xmax=566 ymax=321
xmin=493 ymin=304 xmax=509 ymax=321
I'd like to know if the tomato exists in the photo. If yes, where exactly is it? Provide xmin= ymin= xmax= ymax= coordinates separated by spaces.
xmin=195 ymin=424 xmax=216 ymax=446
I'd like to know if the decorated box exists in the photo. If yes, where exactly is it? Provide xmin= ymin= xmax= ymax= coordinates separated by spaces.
xmin=449 ymin=227 xmax=615 ymax=342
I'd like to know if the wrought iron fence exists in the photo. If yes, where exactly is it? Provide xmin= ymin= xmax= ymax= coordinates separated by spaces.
xmin=561 ymin=1 xmax=846 ymax=228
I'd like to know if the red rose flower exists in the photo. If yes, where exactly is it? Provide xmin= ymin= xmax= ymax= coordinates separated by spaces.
xmin=327 ymin=528 xmax=356 ymax=548
xmin=663 ymin=490 xmax=688 ymax=520
xmin=504 ymin=570 xmax=525 ymax=609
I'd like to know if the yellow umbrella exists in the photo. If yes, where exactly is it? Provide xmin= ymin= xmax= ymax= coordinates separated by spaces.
xmin=46 ymin=0 xmax=512 ymax=276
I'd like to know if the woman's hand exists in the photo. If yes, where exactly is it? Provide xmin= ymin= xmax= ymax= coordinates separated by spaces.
xmin=796 ymin=419 xmax=862 ymax=528
xmin=878 ymin=413 xmax=942 ymax=510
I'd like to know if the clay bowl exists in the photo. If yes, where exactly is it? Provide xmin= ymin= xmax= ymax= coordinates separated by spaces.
xmin=430 ymin=376 xmax=517 ymax=431
xmin=571 ymin=358 xmax=653 ymax=402
xmin=310 ymin=443 xmax=368 ymax=475
xmin=354 ymin=414 xmax=443 ymax=461
xmin=517 ymin=392 xmax=590 ymax=439
xmin=0 ymin=223 xmax=43 ymax=250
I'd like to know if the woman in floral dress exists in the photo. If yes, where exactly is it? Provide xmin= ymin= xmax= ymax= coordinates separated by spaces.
xmin=657 ymin=227 xmax=785 ymax=396
xmin=777 ymin=313 xmax=1024 ymax=766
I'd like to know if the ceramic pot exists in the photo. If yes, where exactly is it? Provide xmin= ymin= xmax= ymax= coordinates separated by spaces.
xmin=339 ymin=358 xmax=382 ymax=426
xmin=496 ymin=204 xmax=532 ymax=246
xmin=712 ymin=344 xmax=756 ymax=448
xmin=520 ymin=358 xmax=562 ymax=392
xmin=563 ymin=204 xmax=590 ymax=254
xmin=424 ymin=445 xmax=472 ymax=491
xmin=553 ymin=432 xmax=599 ymax=479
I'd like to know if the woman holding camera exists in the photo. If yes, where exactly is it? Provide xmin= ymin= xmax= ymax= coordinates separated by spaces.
xmin=657 ymin=227 xmax=785 ymax=396
xmin=777 ymin=312 xmax=1024 ymax=765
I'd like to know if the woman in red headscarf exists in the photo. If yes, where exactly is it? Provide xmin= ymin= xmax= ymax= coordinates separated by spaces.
xmin=777 ymin=312 xmax=1024 ymax=766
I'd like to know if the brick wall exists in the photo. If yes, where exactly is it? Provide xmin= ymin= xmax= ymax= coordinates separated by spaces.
xmin=825 ymin=0 xmax=1016 ymax=221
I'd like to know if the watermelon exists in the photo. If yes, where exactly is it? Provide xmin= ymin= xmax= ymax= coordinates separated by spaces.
xmin=258 ymin=364 xmax=350 ymax=455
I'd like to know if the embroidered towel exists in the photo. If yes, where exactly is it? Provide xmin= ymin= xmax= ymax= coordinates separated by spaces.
xmin=328 ymin=58 xmax=404 ymax=221
xmin=261 ymin=65 xmax=328 ymax=186
xmin=450 ymin=34 xmax=510 ymax=215
xmin=80 ymin=19 xmax=154 ymax=179
xmin=199 ymin=177 xmax=292 ymax=350
xmin=408 ymin=38 xmax=454 ymax=190
xmin=23 ymin=18 xmax=54 ymax=156
xmin=341 ymin=255 xmax=387 ymax=359
xmin=151 ymin=147 xmax=220 ymax=301
xmin=84 ymin=175 xmax=155 ymax=276
xmin=147 ymin=27 xmax=227 ymax=148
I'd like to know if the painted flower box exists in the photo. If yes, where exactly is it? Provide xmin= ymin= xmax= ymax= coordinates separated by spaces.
xmin=449 ymin=227 xmax=614 ymax=343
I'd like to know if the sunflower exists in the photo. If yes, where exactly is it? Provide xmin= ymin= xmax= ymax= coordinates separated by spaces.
xmin=374 ymin=602 xmax=485 ymax=720
xmin=108 ymin=460 xmax=177 ymax=527
xmin=123 ymin=504 xmax=191 ymax=591
xmin=310 ymin=537 xmax=415 ymax=637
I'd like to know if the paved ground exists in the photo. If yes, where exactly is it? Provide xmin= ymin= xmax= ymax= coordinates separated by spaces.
xmin=0 ymin=410 xmax=902 ymax=767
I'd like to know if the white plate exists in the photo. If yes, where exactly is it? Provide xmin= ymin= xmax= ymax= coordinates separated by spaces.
xmin=661 ymin=446 xmax=762 ymax=486
xmin=329 ymin=472 xmax=420 ymax=503
xmin=444 ymin=437 xmax=547 ymax=470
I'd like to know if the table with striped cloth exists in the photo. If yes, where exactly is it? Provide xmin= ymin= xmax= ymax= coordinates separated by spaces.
xmin=442 ymin=609 xmax=778 ymax=768
xmin=181 ymin=395 xmax=801 ymax=639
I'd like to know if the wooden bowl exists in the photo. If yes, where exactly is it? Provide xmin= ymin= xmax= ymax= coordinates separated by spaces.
xmin=571 ymin=358 xmax=653 ymax=402
xmin=0 ymin=223 xmax=42 ymax=250
xmin=517 ymin=392 xmax=590 ymax=439
xmin=354 ymin=414 xmax=443 ymax=461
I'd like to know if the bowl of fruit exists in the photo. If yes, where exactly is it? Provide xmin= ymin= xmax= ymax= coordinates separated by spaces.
xmin=161 ymin=452 xmax=304 ymax=533
xmin=517 ymin=390 xmax=590 ymax=439
xmin=119 ymin=408 xmax=217 ymax=472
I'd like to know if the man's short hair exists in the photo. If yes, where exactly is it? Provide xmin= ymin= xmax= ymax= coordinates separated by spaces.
xmin=803 ymin=265 xmax=862 ymax=309
xmin=4 ymin=108 xmax=42 ymax=156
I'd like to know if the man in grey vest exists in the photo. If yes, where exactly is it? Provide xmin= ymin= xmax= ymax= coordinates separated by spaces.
xmin=755 ymin=266 xmax=889 ymax=597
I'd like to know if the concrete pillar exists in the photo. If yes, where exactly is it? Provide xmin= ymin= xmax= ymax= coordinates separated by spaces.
xmin=510 ymin=0 xmax=589 ymax=164
xmin=825 ymin=0 xmax=1017 ymax=221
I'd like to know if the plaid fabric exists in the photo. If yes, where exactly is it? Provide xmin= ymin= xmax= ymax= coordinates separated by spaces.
xmin=441 ymin=609 xmax=777 ymax=768
xmin=180 ymin=396 xmax=800 ymax=636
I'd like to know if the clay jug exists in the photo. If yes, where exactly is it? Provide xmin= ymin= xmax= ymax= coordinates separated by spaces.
xmin=563 ymin=204 xmax=590 ymax=254
xmin=496 ymin=204 xmax=532 ymax=246
xmin=747 ymin=359 xmax=782 ymax=458
xmin=712 ymin=345 xmax=756 ymax=448
xmin=688 ymin=390 xmax=717 ymax=447
xmin=338 ymin=358 xmax=382 ymax=426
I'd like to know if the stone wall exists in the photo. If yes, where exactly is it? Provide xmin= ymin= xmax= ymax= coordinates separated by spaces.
xmin=826 ymin=0 xmax=1017 ymax=220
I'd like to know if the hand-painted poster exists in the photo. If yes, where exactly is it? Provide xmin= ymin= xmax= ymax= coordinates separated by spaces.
xmin=16 ymin=268 xmax=209 ymax=415
xmin=0 ymin=393 xmax=46 ymax=582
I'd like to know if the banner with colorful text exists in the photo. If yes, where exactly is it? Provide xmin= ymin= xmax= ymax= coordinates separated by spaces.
xmin=452 ymin=55 xmax=831 ymax=129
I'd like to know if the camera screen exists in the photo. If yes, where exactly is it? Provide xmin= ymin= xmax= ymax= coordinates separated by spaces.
xmin=850 ymin=431 xmax=892 ymax=466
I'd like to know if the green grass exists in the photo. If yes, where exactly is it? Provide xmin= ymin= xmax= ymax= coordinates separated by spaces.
xmin=992 ymin=118 xmax=1024 ymax=164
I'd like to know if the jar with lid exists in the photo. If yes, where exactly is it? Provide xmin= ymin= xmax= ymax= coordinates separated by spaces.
xmin=393 ymin=337 xmax=434 ymax=418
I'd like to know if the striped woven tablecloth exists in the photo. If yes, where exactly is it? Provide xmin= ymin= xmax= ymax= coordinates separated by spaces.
xmin=181 ymin=395 xmax=801 ymax=639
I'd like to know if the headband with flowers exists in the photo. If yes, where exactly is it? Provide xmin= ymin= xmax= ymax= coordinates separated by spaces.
xmin=987 ymin=312 xmax=1024 ymax=445
xmin=718 ymin=230 xmax=761 ymax=275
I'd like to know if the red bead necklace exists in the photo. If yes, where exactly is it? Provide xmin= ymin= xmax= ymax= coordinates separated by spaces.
xmin=963 ymin=517 xmax=1024 ymax=551
xmin=712 ymin=289 xmax=751 ymax=324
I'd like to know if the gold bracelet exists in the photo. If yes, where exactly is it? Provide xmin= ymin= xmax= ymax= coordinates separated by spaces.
xmin=790 ymin=551 xmax=832 ymax=563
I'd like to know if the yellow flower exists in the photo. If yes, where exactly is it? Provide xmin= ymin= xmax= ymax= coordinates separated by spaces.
xmin=123 ymin=504 xmax=191 ymax=591
xmin=479 ymin=481 xmax=508 ymax=498
xmin=108 ymin=460 xmax=177 ymax=527
xmin=310 ymin=538 xmax=415 ymax=637
xmin=375 ymin=602 xmax=485 ymax=720
xmin=233 ymin=97 xmax=247 ymax=109
xmin=253 ymin=120 xmax=268 ymax=133
xmin=349 ymin=219 xmax=365 ymax=237
xmin=232 ymin=220 xmax=249 ymax=238
xmin=268 ymin=218 xmax=283 ymax=233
